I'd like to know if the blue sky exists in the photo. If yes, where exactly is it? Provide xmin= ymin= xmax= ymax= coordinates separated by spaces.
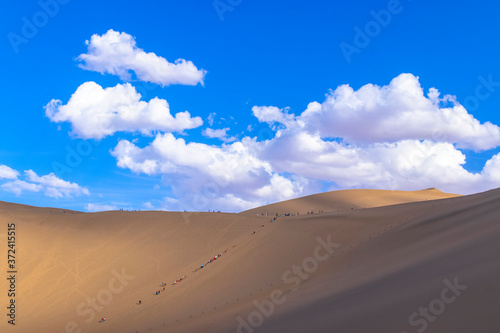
xmin=1 ymin=0 xmax=500 ymax=212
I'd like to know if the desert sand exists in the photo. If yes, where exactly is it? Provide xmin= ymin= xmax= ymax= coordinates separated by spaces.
xmin=1 ymin=187 xmax=499 ymax=333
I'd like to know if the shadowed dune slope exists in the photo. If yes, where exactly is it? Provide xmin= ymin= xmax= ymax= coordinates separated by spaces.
xmin=1 ymin=188 xmax=499 ymax=333
xmin=240 ymin=188 xmax=459 ymax=216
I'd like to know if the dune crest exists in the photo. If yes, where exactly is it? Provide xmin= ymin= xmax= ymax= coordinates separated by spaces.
xmin=241 ymin=188 xmax=459 ymax=216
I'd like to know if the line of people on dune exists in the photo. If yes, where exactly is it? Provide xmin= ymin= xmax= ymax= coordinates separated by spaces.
xmin=154 ymin=282 xmax=168 ymax=295
xmin=257 ymin=210 xmax=325 ymax=218
xmin=193 ymin=248 xmax=230 ymax=272
xmin=151 ymin=247 xmax=234 ymax=296
xmin=172 ymin=275 xmax=187 ymax=285
xmin=151 ymin=211 xmax=325 ymax=298
xmin=118 ymin=215 xmax=290 ymax=322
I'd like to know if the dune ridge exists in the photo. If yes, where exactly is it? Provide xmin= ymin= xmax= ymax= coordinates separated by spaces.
xmin=241 ymin=188 xmax=459 ymax=216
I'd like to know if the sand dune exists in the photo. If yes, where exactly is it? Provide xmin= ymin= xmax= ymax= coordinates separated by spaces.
xmin=1 ymin=188 xmax=498 ymax=333
xmin=241 ymin=187 xmax=459 ymax=215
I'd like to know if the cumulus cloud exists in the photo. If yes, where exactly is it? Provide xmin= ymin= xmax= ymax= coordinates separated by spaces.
xmin=24 ymin=170 xmax=90 ymax=198
xmin=1 ymin=168 xmax=89 ymax=198
xmin=0 ymin=165 xmax=19 ymax=180
xmin=110 ymin=129 xmax=500 ymax=211
xmin=108 ymin=73 xmax=500 ymax=211
xmin=110 ymin=133 xmax=311 ymax=211
xmin=273 ymin=73 xmax=500 ymax=151
xmin=255 ymin=130 xmax=490 ymax=195
xmin=45 ymin=81 xmax=203 ymax=139
xmin=252 ymin=106 xmax=296 ymax=128
xmin=202 ymin=127 xmax=236 ymax=142
xmin=1 ymin=180 xmax=41 ymax=196
xmin=77 ymin=29 xmax=206 ymax=86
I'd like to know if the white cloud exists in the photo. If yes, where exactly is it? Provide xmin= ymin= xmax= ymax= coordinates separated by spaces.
xmin=1 ymin=180 xmax=41 ymax=196
xmin=77 ymin=29 xmax=206 ymax=86
xmin=108 ymin=73 xmax=500 ymax=211
xmin=255 ymin=129 xmax=489 ymax=194
xmin=0 ymin=165 xmax=19 ymax=180
xmin=45 ymin=81 xmax=203 ymax=139
xmin=24 ymin=170 xmax=90 ymax=198
xmin=242 ymin=74 xmax=500 ymax=194
xmin=254 ymin=173 xmax=306 ymax=201
xmin=207 ymin=112 xmax=216 ymax=126
xmin=110 ymin=133 xmax=311 ymax=211
xmin=270 ymin=73 xmax=500 ymax=151
xmin=85 ymin=203 xmax=118 ymax=212
xmin=252 ymin=106 xmax=296 ymax=128
xmin=1 ymin=169 xmax=89 ymax=198
xmin=202 ymin=127 xmax=236 ymax=142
